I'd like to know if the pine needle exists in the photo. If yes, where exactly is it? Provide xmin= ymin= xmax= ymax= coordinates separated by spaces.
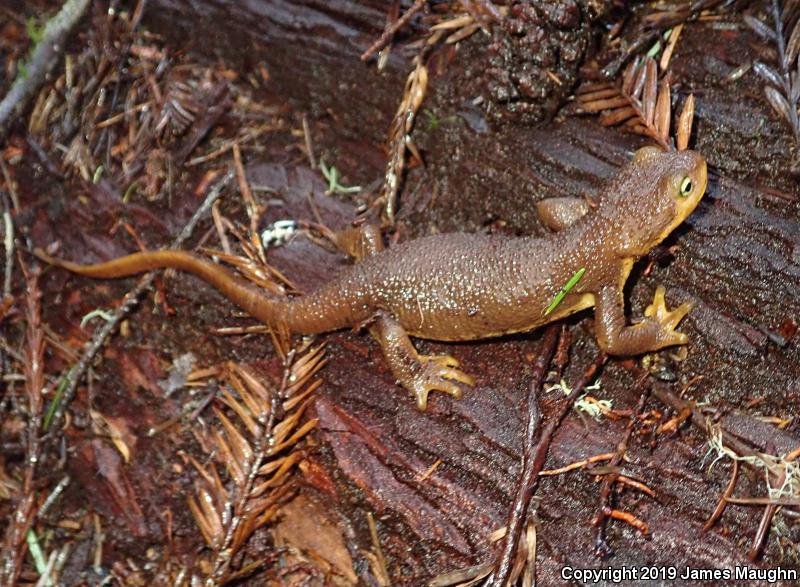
xmin=577 ymin=56 xmax=696 ymax=151
xmin=186 ymin=343 xmax=326 ymax=583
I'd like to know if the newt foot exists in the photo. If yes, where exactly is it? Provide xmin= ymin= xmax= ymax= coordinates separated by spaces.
xmin=410 ymin=354 xmax=475 ymax=411
xmin=644 ymin=285 xmax=693 ymax=347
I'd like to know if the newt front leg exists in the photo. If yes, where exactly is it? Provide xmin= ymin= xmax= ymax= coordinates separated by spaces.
xmin=594 ymin=284 xmax=693 ymax=355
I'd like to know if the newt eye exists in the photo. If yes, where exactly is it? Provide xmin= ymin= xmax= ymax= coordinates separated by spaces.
xmin=679 ymin=176 xmax=693 ymax=197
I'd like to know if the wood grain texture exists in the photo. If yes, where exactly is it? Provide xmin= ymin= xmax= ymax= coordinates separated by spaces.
xmin=143 ymin=1 xmax=800 ymax=582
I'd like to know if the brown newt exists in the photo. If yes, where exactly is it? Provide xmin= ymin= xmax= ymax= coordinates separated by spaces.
xmin=36 ymin=146 xmax=707 ymax=409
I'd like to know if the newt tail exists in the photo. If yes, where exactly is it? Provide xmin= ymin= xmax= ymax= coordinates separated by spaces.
xmin=33 ymin=249 xmax=357 ymax=334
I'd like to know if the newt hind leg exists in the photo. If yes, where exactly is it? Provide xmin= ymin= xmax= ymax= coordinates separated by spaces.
xmin=333 ymin=224 xmax=384 ymax=261
xmin=371 ymin=312 xmax=474 ymax=410
xmin=330 ymin=226 xmax=475 ymax=408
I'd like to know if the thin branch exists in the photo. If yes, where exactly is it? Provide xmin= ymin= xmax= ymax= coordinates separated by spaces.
xmin=361 ymin=0 xmax=426 ymax=62
xmin=382 ymin=56 xmax=428 ymax=222
xmin=593 ymin=375 xmax=651 ymax=557
xmin=749 ymin=500 xmax=779 ymax=560
xmin=650 ymin=381 xmax=769 ymax=462
xmin=704 ymin=460 xmax=739 ymax=531
xmin=488 ymin=326 xmax=558 ymax=587
xmin=42 ymin=171 xmax=233 ymax=440
xmin=1 ymin=186 xmax=13 ymax=299
xmin=187 ymin=345 xmax=325 ymax=583
xmin=0 ymin=0 xmax=92 ymax=141
xmin=0 ymin=262 xmax=45 ymax=584
xmin=489 ymin=339 xmax=608 ymax=586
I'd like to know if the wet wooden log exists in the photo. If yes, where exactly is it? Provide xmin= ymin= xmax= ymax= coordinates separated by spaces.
xmin=146 ymin=1 xmax=800 ymax=583
xmin=259 ymin=152 xmax=797 ymax=583
xmin=152 ymin=0 xmax=405 ymax=151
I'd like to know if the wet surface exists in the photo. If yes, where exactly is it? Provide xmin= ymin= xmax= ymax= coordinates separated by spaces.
xmin=3 ymin=0 xmax=799 ymax=583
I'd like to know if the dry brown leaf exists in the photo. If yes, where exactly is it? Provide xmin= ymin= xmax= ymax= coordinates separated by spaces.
xmin=212 ymin=425 xmax=245 ymax=486
xmin=283 ymin=378 xmax=322 ymax=411
xmin=231 ymin=362 xmax=272 ymax=402
xmin=272 ymin=496 xmax=359 ymax=585
xmin=576 ymin=87 xmax=619 ymax=102
xmin=629 ymin=59 xmax=648 ymax=99
xmin=271 ymin=397 xmax=313 ymax=447
xmin=258 ymin=453 xmax=302 ymax=478
xmin=765 ymin=85 xmax=794 ymax=125
xmin=90 ymin=409 xmax=133 ymax=463
xmin=581 ymin=97 xmax=629 ymax=112
xmin=787 ymin=20 xmax=800 ymax=65
xmin=745 ymin=14 xmax=777 ymax=42
xmin=188 ymin=489 xmax=220 ymax=547
xmin=660 ymin=24 xmax=684 ymax=71
xmin=219 ymin=385 xmax=259 ymax=436
xmin=600 ymin=106 xmax=637 ymax=126
xmin=253 ymin=452 xmax=305 ymax=495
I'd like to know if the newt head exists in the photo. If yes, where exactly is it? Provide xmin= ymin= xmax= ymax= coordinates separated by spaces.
xmin=600 ymin=146 xmax=707 ymax=258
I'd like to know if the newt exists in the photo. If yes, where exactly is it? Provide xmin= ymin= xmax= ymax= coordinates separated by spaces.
xmin=36 ymin=146 xmax=707 ymax=409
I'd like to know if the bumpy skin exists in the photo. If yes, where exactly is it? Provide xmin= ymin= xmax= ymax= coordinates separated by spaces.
xmin=38 ymin=147 xmax=707 ymax=409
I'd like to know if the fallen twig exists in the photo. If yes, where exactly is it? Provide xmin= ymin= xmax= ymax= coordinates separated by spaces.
xmin=704 ymin=460 xmax=739 ymax=531
xmin=1 ymin=185 xmax=13 ymax=299
xmin=41 ymin=171 xmax=233 ymax=440
xmin=750 ymin=500 xmax=779 ymax=560
xmin=382 ymin=56 xmax=428 ymax=223
xmin=645 ymin=374 xmax=799 ymax=558
xmin=489 ymin=334 xmax=607 ymax=586
xmin=361 ymin=0 xmax=427 ymax=62
xmin=0 ymin=261 xmax=45 ymax=585
xmin=0 ymin=0 xmax=92 ymax=141
xmin=187 ymin=344 xmax=325 ymax=583
xmin=488 ymin=326 xmax=558 ymax=587
xmin=592 ymin=374 xmax=651 ymax=557
xmin=651 ymin=381 xmax=769 ymax=462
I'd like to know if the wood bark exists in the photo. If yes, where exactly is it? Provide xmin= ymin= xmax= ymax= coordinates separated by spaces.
xmin=145 ymin=1 xmax=800 ymax=583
